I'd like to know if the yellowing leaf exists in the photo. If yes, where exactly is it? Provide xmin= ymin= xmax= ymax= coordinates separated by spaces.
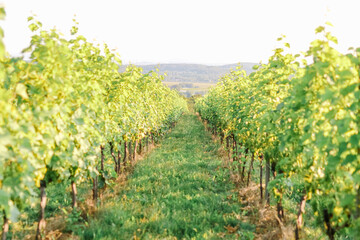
xmin=15 ymin=83 xmax=28 ymax=99
xmin=0 ymin=7 xmax=5 ymax=20
xmin=315 ymin=26 xmax=325 ymax=34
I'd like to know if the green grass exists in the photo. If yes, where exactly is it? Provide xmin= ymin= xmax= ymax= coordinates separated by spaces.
xmin=80 ymin=113 xmax=254 ymax=239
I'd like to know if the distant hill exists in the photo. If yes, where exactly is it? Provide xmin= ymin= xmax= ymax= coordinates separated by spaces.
xmin=120 ymin=63 xmax=257 ymax=83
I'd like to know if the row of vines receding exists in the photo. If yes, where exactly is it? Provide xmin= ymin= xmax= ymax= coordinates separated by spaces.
xmin=195 ymin=24 xmax=360 ymax=239
xmin=0 ymin=8 xmax=187 ymax=239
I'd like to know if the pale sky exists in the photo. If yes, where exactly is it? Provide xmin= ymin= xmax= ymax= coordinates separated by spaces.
xmin=0 ymin=0 xmax=359 ymax=65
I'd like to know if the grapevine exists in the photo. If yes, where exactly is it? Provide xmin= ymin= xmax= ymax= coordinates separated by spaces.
xmin=196 ymin=25 xmax=360 ymax=239
xmin=0 ymin=8 xmax=187 ymax=239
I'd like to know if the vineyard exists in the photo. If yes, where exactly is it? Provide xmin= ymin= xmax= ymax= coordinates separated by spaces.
xmin=1 ymin=4 xmax=360 ymax=240
xmin=0 ymin=8 xmax=187 ymax=239
xmin=195 ymin=24 xmax=360 ymax=239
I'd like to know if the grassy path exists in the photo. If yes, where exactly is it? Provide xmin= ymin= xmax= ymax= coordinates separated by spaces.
xmin=82 ymin=113 xmax=254 ymax=239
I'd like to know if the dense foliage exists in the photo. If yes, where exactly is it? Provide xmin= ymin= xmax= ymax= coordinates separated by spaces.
xmin=0 ymin=8 xmax=187 ymax=238
xmin=195 ymin=25 xmax=360 ymax=239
